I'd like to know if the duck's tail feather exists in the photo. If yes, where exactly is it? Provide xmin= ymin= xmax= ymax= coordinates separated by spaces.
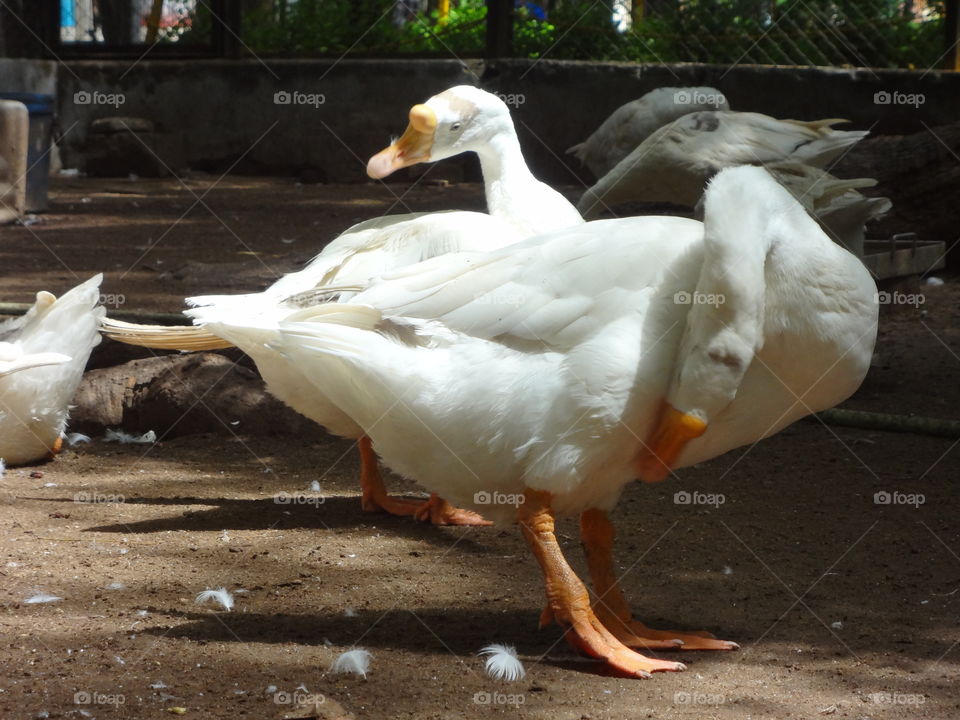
xmin=99 ymin=317 xmax=234 ymax=351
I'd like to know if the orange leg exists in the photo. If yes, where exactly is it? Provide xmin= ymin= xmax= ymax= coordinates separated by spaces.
xmin=580 ymin=508 xmax=739 ymax=652
xmin=357 ymin=436 xmax=490 ymax=526
xmin=518 ymin=489 xmax=686 ymax=678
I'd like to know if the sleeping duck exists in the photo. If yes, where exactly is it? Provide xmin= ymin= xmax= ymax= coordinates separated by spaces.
xmin=101 ymin=86 xmax=583 ymax=525
xmin=567 ymin=86 xmax=730 ymax=179
xmin=1 ymin=275 xmax=103 ymax=465
xmin=577 ymin=109 xmax=869 ymax=218
xmin=257 ymin=166 xmax=877 ymax=677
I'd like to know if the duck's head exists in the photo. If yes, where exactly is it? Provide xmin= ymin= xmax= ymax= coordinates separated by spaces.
xmin=366 ymin=86 xmax=513 ymax=179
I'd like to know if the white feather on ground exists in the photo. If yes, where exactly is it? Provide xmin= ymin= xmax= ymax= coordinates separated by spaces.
xmin=330 ymin=648 xmax=372 ymax=677
xmin=25 ymin=592 xmax=62 ymax=604
xmin=478 ymin=644 xmax=526 ymax=681
xmin=104 ymin=429 xmax=157 ymax=444
xmin=195 ymin=587 xmax=234 ymax=611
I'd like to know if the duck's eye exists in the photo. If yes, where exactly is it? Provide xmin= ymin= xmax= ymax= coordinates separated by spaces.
xmin=451 ymin=122 xmax=462 ymax=132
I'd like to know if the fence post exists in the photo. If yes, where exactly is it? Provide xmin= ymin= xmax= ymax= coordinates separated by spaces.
xmin=211 ymin=0 xmax=243 ymax=58
xmin=485 ymin=0 xmax=513 ymax=58
xmin=947 ymin=0 xmax=959 ymax=70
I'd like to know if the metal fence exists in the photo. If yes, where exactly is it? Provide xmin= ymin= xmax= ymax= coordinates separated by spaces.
xmin=8 ymin=0 xmax=958 ymax=69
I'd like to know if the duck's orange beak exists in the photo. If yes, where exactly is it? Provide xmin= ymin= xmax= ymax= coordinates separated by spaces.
xmin=635 ymin=402 xmax=707 ymax=483
xmin=366 ymin=104 xmax=438 ymax=179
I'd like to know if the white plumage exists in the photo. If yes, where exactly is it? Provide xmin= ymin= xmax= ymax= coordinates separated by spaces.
xmin=478 ymin=644 xmax=526 ymax=681
xmin=0 ymin=275 xmax=103 ymax=466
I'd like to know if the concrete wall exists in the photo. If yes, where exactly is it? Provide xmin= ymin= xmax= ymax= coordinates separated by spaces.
xmin=41 ymin=57 xmax=960 ymax=183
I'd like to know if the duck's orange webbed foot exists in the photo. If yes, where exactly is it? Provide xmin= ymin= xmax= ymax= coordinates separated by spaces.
xmin=357 ymin=436 xmax=491 ymax=525
xmin=520 ymin=490 xmax=686 ymax=678
xmin=413 ymin=494 xmax=492 ymax=526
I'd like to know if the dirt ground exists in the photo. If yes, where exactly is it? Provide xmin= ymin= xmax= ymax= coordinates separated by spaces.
xmin=1 ymin=176 xmax=959 ymax=720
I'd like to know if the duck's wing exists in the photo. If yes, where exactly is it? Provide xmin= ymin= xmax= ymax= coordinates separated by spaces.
xmin=353 ymin=216 xmax=703 ymax=349
xmin=0 ymin=348 xmax=71 ymax=377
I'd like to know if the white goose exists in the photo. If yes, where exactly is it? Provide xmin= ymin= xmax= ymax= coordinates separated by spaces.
xmin=567 ymin=86 xmax=730 ymax=179
xmin=1 ymin=275 xmax=103 ymax=465
xmin=101 ymin=85 xmax=582 ymax=525
xmin=257 ymin=166 xmax=877 ymax=678
xmin=578 ymin=109 xmax=869 ymax=217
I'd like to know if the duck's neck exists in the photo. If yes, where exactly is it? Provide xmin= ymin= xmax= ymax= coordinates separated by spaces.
xmin=474 ymin=130 xmax=541 ymax=222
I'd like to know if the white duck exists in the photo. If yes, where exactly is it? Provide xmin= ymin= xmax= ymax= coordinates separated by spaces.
xmin=1 ymin=275 xmax=103 ymax=465
xmin=577 ymin=109 xmax=869 ymax=217
xmin=567 ymin=86 xmax=730 ymax=179
xmin=257 ymin=166 xmax=877 ymax=678
xmin=101 ymin=86 xmax=583 ymax=525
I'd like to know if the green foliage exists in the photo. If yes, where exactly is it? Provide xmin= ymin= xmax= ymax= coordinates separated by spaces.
xmin=176 ymin=0 xmax=947 ymax=68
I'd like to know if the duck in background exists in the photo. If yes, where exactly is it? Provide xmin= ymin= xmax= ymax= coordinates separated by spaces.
xmin=101 ymin=86 xmax=583 ymax=525
xmin=567 ymin=86 xmax=729 ymax=179
xmin=577 ymin=109 xmax=868 ymax=217
xmin=1 ymin=275 xmax=103 ymax=466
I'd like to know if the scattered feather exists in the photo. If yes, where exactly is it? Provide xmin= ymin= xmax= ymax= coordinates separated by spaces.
xmin=115 ymin=655 xmax=126 ymax=665
xmin=265 ymin=685 xmax=278 ymax=694
xmin=25 ymin=592 xmax=62 ymax=604
xmin=104 ymin=429 xmax=157 ymax=444
xmin=344 ymin=607 xmax=357 ymax=617
xmin=195 ymin=587 xmax=234 ymax=611
xmin=330 ymin=648 xmax=372 ymax=678
xmin=65 ymin=433 xmax=91 ymax=446
xmin=149 ymin=681 xmax=168 ymax=690
xmin=830 ymin=620 xmax=843 ymax=629
xmin=0 ymin=459 xmax=4 ymax=478
xmin=925 ymin=276 xmax=944 ymax=286
xmin=309 ymin=480 xmax=321 ymax=492
xmin=105 ymin=582 xmax=125 ymax=590
xmin=722 ymin=565 xmax=733 ymax=575
xmin=479 ymin=643 xmax=526 ymax=681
